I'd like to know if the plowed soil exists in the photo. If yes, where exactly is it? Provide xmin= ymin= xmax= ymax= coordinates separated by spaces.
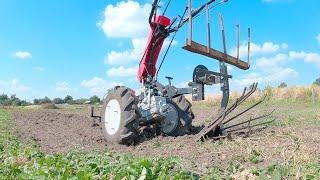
xmin=10 ymin=103 xmax=320 ymax=174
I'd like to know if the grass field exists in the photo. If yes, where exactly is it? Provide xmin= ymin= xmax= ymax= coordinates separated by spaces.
xmin=1 ymin=98 xmax=320 ymax=179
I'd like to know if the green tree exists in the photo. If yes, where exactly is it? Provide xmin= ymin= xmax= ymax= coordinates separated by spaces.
xmin=278 ymin=82 xmax=287 ymax=88
xmin=53 ymin=98 xmax=64 ymax=104
xmin=0 ymin=94 xmax=10 ymax=106
xmin=33 ymin=99 xmax=40 ymax=105
xmin=19 ymin=100 xmax=30 ymax=106
xmin=40 ymin=96 xmax=51 ymax=104
xmin=73 ymin=98 xmax=88 ymax=105
xmin=64 ymin=95 xmax=74 ymax=104
xmin=10 ymin=95 xmax=21 ymax=106
xmin=313 ymin=78 xmax=320 ymax=86
xmin=89 ymin=95 xmax=101 ymax=104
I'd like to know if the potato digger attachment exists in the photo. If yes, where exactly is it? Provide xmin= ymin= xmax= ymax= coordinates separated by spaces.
xmin=92 ymin=0 xmax=275 ymax=145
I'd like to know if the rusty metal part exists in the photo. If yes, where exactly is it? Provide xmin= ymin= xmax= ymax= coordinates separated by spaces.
xmin=227 ymin=118 xmax=276 ymax=133
xmin=222 ymin=95 xmax=267 ymax=125
xmin=224 ymin=110 xmax=275 ymax=130
xmin=183 ymin=0 xmax=251 ymax=70
xmin=183 ymin=40 xmax=250 ymax=70
xmin=194 ymin=83 xmax=260 ymax=141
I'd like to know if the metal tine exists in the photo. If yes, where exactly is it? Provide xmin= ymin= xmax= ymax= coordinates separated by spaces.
xmin=236 ymin=83 xmax=258 ymax=105
xmin=197 ymin=96 xmax=243 ymax=139
xmin=219 ymin=83 xmax=258 ymax=120
xmin=196 ymin=82 xmax=259 ymax=140
xmin=188 ymin=0 xmax=193 ymax=45
xmin=227 ymin=118 xmax=276 ymax=133
xmin=236 ymin=22 xmax=240 ymax=64
xmin=247 ymin=28 xmax=251 ymax=66
xmin=241 ymin=86 xmax=247 ymax=97
xmin=219 ymin=13 xmax=227 ymax=55
xmin=224 ymin=109 xmax=275 ymax=130
xmin=206 ymin=4 xmax=211 ymax=54
xmin=222 ymin=82 xmax=258 ymax=118
xmin=223 ymin=94 xmax=267 ymax=125
xmin=227 ymin=85 xmax=252 ymax=115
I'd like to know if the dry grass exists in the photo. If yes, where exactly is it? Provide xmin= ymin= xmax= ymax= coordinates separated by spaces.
xmin=188 ymin=85 xmax=320 ymax=107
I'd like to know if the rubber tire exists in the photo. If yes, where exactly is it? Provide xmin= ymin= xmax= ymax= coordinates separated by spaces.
xmin=101 ymin=86 xmax=140 ymax=145
xmin=172 ymin=95 xmax=194 ymax=130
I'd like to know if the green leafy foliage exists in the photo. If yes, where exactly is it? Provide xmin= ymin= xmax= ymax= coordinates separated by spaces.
xmin=278 ymin=82 xmax=288 ymax=88
xmin=64 ymin=95 xmax=74 ymax=104
xmin=53 ymin=98 xmax=64 ymax=104
xmin=0 ymin=109 xmax=197 ymax=179
xmin=0 ymin=94 xmax=30 ymax=106
xmin=89 ymin=96 xmax=101 ymax=104
xmin=313 ymin=78 xmax=320 ymax=86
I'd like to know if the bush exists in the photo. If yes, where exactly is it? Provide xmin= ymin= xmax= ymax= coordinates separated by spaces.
xmin=0 ymin=94 xmax=11 ymax=106
xmin=73 ymin=98 xmax=89 ymax=105
xmin=89 ymin=95 xmax=101 ymax=104
xmin=313 ymin=78 xmax=320 ymax=86
xmin=64 ymin=95 xmax=74 ymax=104
xmin=278 ymin=82 xmax=287 ymax=88
xmin=33 ymin=99 xmax=40 ymax=105
xmin=40 ymin=96 xmax=51 ymax=104
xmin=0 ymin=94 xmax=30 ymax=106
xmin=53 ymin=98 xmax=64 ymax=104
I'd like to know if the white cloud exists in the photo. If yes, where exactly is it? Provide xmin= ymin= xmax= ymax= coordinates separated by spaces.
xmin=317 ymin=34 xmax=320 ymax=44
xmin=234 ymin=50 xmax=298 ymax=88
xmin=81 ymin=77 xmax=122 ymax=95
xmin=233 ymin=68 xmax=297 ymax=88
xmin=100 ymin=1 xmax=177 ymax=66
xmin=105 ymin=37 xmax=177 ymax=65
xmin=288 ymin=51 xmax=306 ymax=59
xmin=107 ymin=66 xmax=138 ymax=77
xmin=13 ymin=51 xmax=32 ymax=59
xmin=289 ymin=51 xmax=320 ymax=68
xmin=303 ymin=53 xmax=320 ymax=67
xmin=256 ymin=53 xmax=288 ymax=70
xmin=0 ymin=79 xmax=31 ymax=94
xmin=35 ymin=66 xmax=45 ymax=71
xmin=105 ymin=38 xmax=146 ymax=65
xmin=55 ymin=81 xmax=77 ymax=93
xmin=230 ymin=42 xmax=287 ymax=59
xmin=98 ymin=1 xmax=151 ymax=39
xmin=81 ymin=77 xmax=106 ymax=88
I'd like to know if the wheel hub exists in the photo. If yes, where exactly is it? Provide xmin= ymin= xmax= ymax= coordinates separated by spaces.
xmin=104 ymin=99 xmax=121 ymax=135
xmin=160 ymin=103 xmax=179 ymax=135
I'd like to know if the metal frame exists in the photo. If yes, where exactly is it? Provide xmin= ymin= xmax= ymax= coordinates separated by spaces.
xmin=93 ymin=0 xmax=275 ymax=142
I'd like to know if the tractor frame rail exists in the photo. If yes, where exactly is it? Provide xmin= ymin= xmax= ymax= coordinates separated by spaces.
xmin=183 ymin=40 xmax=249 ymax=70
xmin=183 ymin=0 xmax=251 ymax=70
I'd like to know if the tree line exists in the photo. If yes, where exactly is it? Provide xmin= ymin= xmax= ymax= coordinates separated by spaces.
xmin=1 ymin=78 xmax=320 ymax=107
xmin=0 ymin=94 xmax=101 ymax=106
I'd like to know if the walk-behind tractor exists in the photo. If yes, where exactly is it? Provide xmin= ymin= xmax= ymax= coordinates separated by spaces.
xmin=92 ymin=0 xmax=275 ymax=145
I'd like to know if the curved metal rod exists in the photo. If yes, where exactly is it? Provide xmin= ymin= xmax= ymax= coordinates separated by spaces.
xmin=223 ymin=94 xmax=267 ymax=125
xmin=227 ymin=118 xmax=276 ymax=133
xmin=224 ymin=109 xmax=275 ymax=130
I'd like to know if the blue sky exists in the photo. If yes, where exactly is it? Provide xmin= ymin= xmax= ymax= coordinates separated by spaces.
xmin=0 ymin=0 xmax=319 ymax=100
